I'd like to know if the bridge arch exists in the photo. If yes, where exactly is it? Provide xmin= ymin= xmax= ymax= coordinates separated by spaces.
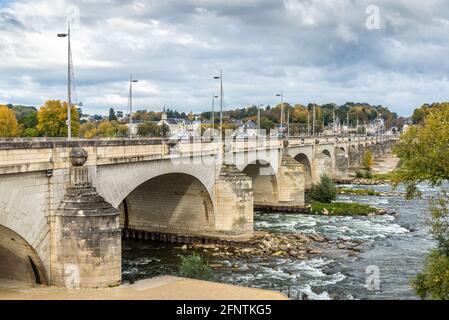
xmin=118 ymin=173 xmax=215 ymax=236
xmin=95 ymin=160 xmax=216 ymax=209
xmin=242 ymin=160 xmax=279 ymax=205
xmin=294 ymin=153 xmax=312 ymax=190
xmin=349 ymin=144 xmax=359 ymax=166
xmin=313 ymin=147 xmax=334 ymax=182
xmin=0 ymin=224 xmax=47 ymax=285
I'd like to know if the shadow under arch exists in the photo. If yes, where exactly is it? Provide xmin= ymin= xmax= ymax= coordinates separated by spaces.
xmin=294 ymin=153 xmax=312 ymax=190
xmin=118 ymin=173 xmax=215 ymax=235
xmin=242 ymin=160 xmax=278 ymax=205
xmin=0 ymin=225 xmax=47 ymax=285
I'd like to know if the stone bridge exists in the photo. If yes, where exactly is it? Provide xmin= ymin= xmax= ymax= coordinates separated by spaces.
xmin=0 ymin=135 xmax=396 ymax=288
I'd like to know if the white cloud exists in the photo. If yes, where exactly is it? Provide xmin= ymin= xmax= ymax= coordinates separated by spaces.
xmin=0 ymin=0 xmax=448 ymax=116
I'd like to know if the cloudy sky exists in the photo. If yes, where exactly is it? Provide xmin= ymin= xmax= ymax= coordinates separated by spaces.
xmin=0 ymin=0 xmax=448 ymax=116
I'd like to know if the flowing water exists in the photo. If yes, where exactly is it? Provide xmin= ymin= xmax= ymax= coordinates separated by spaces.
xmin=122 ymin=183 xmax=437 ymax=300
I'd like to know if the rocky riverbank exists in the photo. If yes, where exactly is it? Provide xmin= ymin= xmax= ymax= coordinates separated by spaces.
xmin=177 ymin=231 xmax=367 ymax=265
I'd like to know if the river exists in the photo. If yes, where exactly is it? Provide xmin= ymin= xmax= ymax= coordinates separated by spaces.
xmin=122 ymin=183 xmax=436 ymax=300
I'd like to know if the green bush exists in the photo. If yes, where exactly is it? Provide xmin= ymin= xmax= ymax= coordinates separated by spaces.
xmin=355 ymin=170 xmax=372 ymax=179
xmin=311 ymin=202 xmax=378 ymax=216
xmin=362 ymin=150 xmax=374 ymax=170
xmin=178 ymin=254 xmax=215 ymax=281
xmin=364 ymin=171 xmax=373 ymax=179
xmin=412 ymin=250 xmax=449 ymax=300
xmin=355 ymin=170 xmax=365 ymax=178
xmin=309 ymin=175 xmax=337 ymax=203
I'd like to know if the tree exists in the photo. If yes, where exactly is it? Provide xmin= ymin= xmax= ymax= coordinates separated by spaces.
xmin=309 ymin=175 xmax=337 ymax=203
xmin=160 ymin=123 xmax=170 ymax=138
xmin=412 ymin=108 xmax=426 ymax=124
xmin=0 ymin=105 xmax=20 ymax=137
xmin=362 ymin=150 xmax=374 ymax=170
xmin=19 ymin=111 xmax=38 ymax=130
xmin=137 ymin=122 xmax=161 ymax=137
xmin=79 ymin=122 xmax=97 ymax=139
xmin=97 ymin=120 xmax=128 ymax=138
xmin=260 ymin=117 xmax=275 ymax=131
xmin=108 ymin=108 xmax=117 ymax=121
xmin=22 ymin=128 xmax=40 ymax=137
xmin=393 ymin=103 xmax=449 ymax=300
xmin=393 ymin=103 xmax=449 ymax=198
xmin=36 ymin=100 xmax=80 ymax=137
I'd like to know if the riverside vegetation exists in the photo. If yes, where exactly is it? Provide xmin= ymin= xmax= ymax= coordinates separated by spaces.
xmin=392 ymin=103 xmax=449 ymax=300
xmin=308 ymin=175 xmax=382 ymax=216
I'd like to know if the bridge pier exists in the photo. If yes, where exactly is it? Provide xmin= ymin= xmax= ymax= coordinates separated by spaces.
xmin=312 ymin=149 xmax=333 ymax=183
xmin=50 ymin=148 xmax=121 ymax=289
xmin=214 ymin=164 xmax=254 ymax=238
xmin=275 ymin=153 xmax=306 ymax=206
xmin=334 ymin=148 xmax=349 ymax=178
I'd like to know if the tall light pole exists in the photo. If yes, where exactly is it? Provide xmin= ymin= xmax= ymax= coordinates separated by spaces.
xmin=287 ymin=104 xmax=290 ymax=138
xmin=333 ymin=106 xmax=336 ymax=134
xmin=211 ymin=92 xmax=218 ymax=131
xmin=57 ymin=22 xmax=72 ymax=140
xmin=128 ymin=74 xmax=138 ymax=139
xmin=276 ymin=91 xmax=284 ymax=137
xmin=214 ymin=70 xmax=224 ymax=136
xmin=257 ymin=104 xmax=264 ymax=135
xmin=312 ymin=104 xmax=316 ymax=136
xmin=307 ymin=112 xmax=310 ymax=136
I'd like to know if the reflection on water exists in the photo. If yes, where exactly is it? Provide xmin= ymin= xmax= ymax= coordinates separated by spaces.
xmin=122 ymin=183 xmax=436 ymax=300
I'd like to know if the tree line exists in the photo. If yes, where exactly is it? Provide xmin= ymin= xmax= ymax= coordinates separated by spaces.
xmin=1 ymin=100 xmax=405 ymax=138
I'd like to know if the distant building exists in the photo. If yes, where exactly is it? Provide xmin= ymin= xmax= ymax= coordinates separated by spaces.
xmin=157 ymin=107 xmax=184 ymax=133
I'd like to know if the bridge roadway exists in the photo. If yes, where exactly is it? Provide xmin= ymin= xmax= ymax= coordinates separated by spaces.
xmin=0 ymin=134 xmax=396 ymax=288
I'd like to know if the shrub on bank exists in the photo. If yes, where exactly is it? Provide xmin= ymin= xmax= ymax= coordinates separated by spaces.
xmin=309 ymin=175 xmax=337 ymax=203
xmin=310 ymin=202 xmax=378 ymax=216
xmin=412 ymin=250 xmax=449 ymax=300
xmin=355 ymin=170 xmax=373 ymax=179
xmin=362 ymin=150 xmax=374 ymax=170
xmin=178 ymin=254 xmax=215 ymax=281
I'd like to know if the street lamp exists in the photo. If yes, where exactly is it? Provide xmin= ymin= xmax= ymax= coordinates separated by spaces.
xmin=276 ymin=91 xmax=284 ymax=137
xmin=129 ymin=74 xmax=138 ymax=139
xmin=57 ymin=22 xmax=72 ymax=140
xmin=257 ymin=104 xmax=264 ymax=135
xmin=213 ymin=70 xmax=224 ymax=136
xmin=211 ymin=92 xmax=219 ymax=132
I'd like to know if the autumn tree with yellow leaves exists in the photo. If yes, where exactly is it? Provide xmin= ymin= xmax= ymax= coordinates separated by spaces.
xmin=36 ymin=100 xmax=80 ymax=137
xmin=0 ymin=105 xmax=20 ymax=137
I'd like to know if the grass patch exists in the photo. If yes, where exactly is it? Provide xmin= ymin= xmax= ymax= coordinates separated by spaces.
xmin=337 ymin=188 xmax=381 ymax=196
xmin=355 ymin=170 xmax=373 ymax=179
xmin=371 ymin=173 xmax=394 ymax=181
xmin=310 ymin=202 xmax=379 ymax=216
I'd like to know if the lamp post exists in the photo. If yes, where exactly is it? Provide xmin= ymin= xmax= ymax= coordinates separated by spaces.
xmin=257 ymin=104 xmax=264 ymax=135
xmin=57 ymin=22 xmax=72 ymax=140
xmin=213 ymin=70 xmax=224 ymax=136
xmin=128 ymin=74 xmax=138 ymax=139
xmin=276 ymin=91 xmax=284 ymax=137
xmin=333 ymin=106 xmax=336 ymax=134
xmin=211 ymin=92 xmax=218 ymax=132
xmin=312 ymin=104 xmax=316 ymax=136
